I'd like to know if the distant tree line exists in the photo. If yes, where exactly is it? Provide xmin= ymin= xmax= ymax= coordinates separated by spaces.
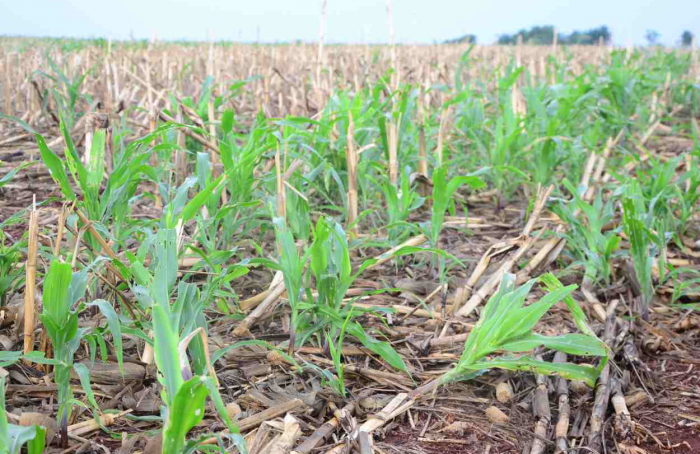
xmin=497 ymin=25 xmax=611 ymax=45
xmin=445 ymin=26 xmax=697 ymax=48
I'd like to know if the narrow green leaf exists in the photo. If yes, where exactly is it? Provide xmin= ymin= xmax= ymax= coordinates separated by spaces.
xmin=43 ymin=261 xmax=73 ymax=327
xmin=26 ymin=426 xmax=45 ymax=454
xmin=89 ymin=299 xmax=124 ymax=375
xmin=36 ymin=134 xmax=75 ymax=200
xmin=499 ymin=284 xmax=577 ymax=342
xmin=72 ymin=363 xmax=101 ymax=414
xmin=500 ymin=333 xmax=607 ymax=357
xmin=538 ymin=273 xmax=598 ymax=339
xmin=347 ymin=324 xmax=408 ymax=374
xmin=453 ymin=356 xmax=600 ymax=387
xmin=162 ymin=377 xmax=209 ymax=454
xmin=178 ymin=173 xmax=226 ymax=227
xmin=152 ymin=305 xmax=183 ymax=407
xmin=0 ymin=351 xmax=22 ymax=368
xmin=0 ymin=162 xmax=35 ymax=188
xmin=221 ymin=110 xmax=234 ymax=134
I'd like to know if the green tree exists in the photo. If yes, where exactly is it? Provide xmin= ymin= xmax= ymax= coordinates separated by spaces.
xmin=496 ymin=25 xmax=610 ymax=46
xmin=681 ymin=30 xmax=694 ymax=47
xmin=645 ymin=29 xmax=661 ymax=46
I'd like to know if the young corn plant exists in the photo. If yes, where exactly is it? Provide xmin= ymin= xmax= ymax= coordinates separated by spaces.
xmin=35 ymin=51 xmax=92 ymax=129
xmin=129 ymin=228 xmax=245 ymax=454
xmin=555 ymin=179 xmax=621 ymax=285
xmin=266 ymin=215 xmax=307 ymax=353
xmin=621 ymin=192 xmax=655 ymax=321
xmin=305 ymin=217 xmax=407 ymax=370
xmin=442 ymin=273 xmax=607 ymax=387
xmin=217 ymin=111 xmax=272 ymax=245
xmin=632 ymin=153 xmax=692 ymax=238
xmin=374 ymin=165 xmax=424 ymax=243
xmin=0 ymin=159 xmax=34 ymax=305
xmin=419 ymin=165 xmax=485 ymax=283
xmin=0 ymin=377 xmax=46 ymax=454
xmin=39 ymin=260 xmax=118 ymax=447
xmin=0 ymin=232 xmax=24 ymax=306
xmin=36 ymin=118 xmax=166 ymax=250
xmin=266 ymin=216 xmax=408 ymax=394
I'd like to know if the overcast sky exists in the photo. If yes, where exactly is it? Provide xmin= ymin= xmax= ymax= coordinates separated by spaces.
xmin=2 ymin=0 xmax=697 ymax=46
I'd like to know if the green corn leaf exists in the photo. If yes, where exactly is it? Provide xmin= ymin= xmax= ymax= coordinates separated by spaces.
xmin=1 ymin=376 xmax=46 ymax=454
xmin=498 ymin=283 xmax=577 ymax=342
xmin=25 ymin=426 xmax=45 ymax=454
xmin=0 ymin=351 xmax=21 ymax=368
xmin=21 ymin=351 xmax=62 ymax=366
xmin=36 ymin=134 xmax=75 ymax=200
xmin=0 ymin=162 xmax=35 ymax=189
xmin=538 ymin=273 xmax=598 ymax=339
xmin=72 ymin=363 xmax=101 ymax=415
xmin=43 ymin=261 xmax=73 ymax=327
xmin=604 ymin=234 xmax=621 ymax=258
xmin=59 ymin=117 xmax=88 ymax=191
xmin=7 ymin=425 xmax=44 ymax=454
xmin=68 ymin=256 xmax=109 ymax=306
xmin=500 ymin=333 xmax=607 ymax=357
xmin=0 ymin=113 xmax=38 ymax=134
xmin=309 ymin=217 xmax=331 ymax=280
xmin=164 ymin=177 xmax=198 ymax=227
xmin=221 ymin=110 xmax=234 ymax=134
xmin=130 ymin=262 xmax=153 ymax=288
xmin=86 ymin=129 xmax=106 ymax=193
xmin=452 ymin=356 xmax=600 ymax=387
xmin=622 ymin=197 xmax=654 ymax=312
xmin=162 ymin=376 xmax=210 ymax=454
xmin=478 ymin=275 xmax=536 ymax=350
xmin=152 ymin=305 xmax=183 ymax=407
xmin=430 ymin=166 xmax=485 ymax=246
xmin=176 ymin=173 xmax=226 ymax=228
xmin=153 ymin=229 xmax=178 ymax=312
xmin=331 ymin=220 xmax=352 ymax=286
xmin=195 ymin=152 xmax=211 ymax=190
xmin=88 ymin=299 xmax=124 ymax=375
xmin=347 ymin=323 xmax=408 ymax=374
xmin=272 ymin=217 xmax=304 ymax=309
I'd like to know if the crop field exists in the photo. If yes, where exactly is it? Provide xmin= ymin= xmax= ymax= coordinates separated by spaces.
xmin=0 ymin=37 xmax=699 ymax=453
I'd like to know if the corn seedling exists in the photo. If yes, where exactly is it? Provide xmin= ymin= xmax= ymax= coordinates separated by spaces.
xmin=0 ymin=377 xmax=46 ymax=454
xmin=443 ymin=273 xmax=607 ymax=387
xmin=0 ymin=232 xmax=25 ymax=306
xmin=621 ymin=186 xmax=655 ymax=320
xmin=35 ymin=52 xmax=92 ymax=129
xmin=129 ymin=228 xmax=245 ymax=453
xmin=555 ymin=179 xmax=620 ymax=284
xmin=36 ymin=118 xmax=170 ymax=252
xmin=265 ymin=215 xmax=408 ymax=393
xmin=38 ymin=259 xmax=121 ymax=446
xmin=305 ymin=217 xmax=406 ymax=372
xmin=374 ymin=165 xmax=424 ymax=243
xmin=419 ymin=165 xmax=485 ymax=282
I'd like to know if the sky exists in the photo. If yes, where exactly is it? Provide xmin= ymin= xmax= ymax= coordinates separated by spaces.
xmin=1 ymin=0 xmax=698 ymax=46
